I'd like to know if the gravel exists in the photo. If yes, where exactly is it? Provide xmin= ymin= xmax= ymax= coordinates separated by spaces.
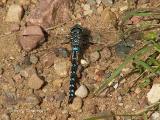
xmin=75 ymin=85 xmax=89 ymax=98
xmin=28 ymin=73 xmax=44 ymax=89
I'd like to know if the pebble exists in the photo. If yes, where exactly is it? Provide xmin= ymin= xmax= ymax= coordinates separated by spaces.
xmin=10 ymin=24 xmax=20 ymax=32
xmin=100 ymin=47 xmax=111 ymax=60
xmin=50 ymin=115 xmax=57 ymax=120
xmin=1 ymin=113 xmax=11 ymax=120
xmin=28 ymin=73 xmax=44 ymax=89
xmin=13 ymin=74 xmax=23 ymax=83
xmin=83 ymin=4 xmax=91 ymax=11
xmin=87 ymin=0 xmax=96 ymax=6
xmin=14 ymin=64 xmax=22 ymax=74
xmin=94 ymin=69 xmax=105 ymax=81
xmin=55 ymin=91 xmax=66 ymax=101
xmin=97 ymin=6 xmax=104 ymax=14
xmin=54 ymin=47 xmax=69 ymax=58
xmin=90 ymin=51 xmax=100 ymax=62
xmin=54 ymin=58 xmax=70 ymax=78
xmin=52 ymin=79 xmax=63 ymax=89
xmin=6 ymin=4 xmax=24 ymax=22
xmin=80 ymin=59 xmax=89 ymax=67
xmin=4 ymin=92 xmax=17 ymax=105
xmin=151 ymin=112 xmax=160 ymax=120
xmin=113 ymin=83 xmax=119 ymax=89
xmin=26 ymin=95 xmax=41 ymax=107
xmin=30 ymin=55 xmax=38 ymax=64
xmin=83 ymin=10 xmax=93 ymax=16
xmin=19 ymin=26 xmax=45 ymax=52
xmin=41 ymin=52 xmax=55 ymax=68
xmin=22 ymin=55 xmax=32 ymax=65
xmin=75 ymin=85 xmax=89 ymax=98
xmin=102 ymin=0 xmax=114 ymax=5
xmin=69 ymin=97 xmax=83 ymax=111
xmin=20 ymin=66 xmax=36 ymax=78
xmin=147 ymin=84 xmax=160 ymax=104
xmin=96 ymin=0 xmax=102 ymax=4
xmin=119 ymin=6 xmax=128 ymax=12
xmin=115 ymin=40 xmax=133 ymax=57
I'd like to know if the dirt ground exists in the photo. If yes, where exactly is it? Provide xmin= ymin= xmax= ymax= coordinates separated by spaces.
xmin=0 ymin=0 xmax=160 ymax=120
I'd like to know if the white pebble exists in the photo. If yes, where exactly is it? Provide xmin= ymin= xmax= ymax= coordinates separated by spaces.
xmin=147 ymin=84 xmax=160 ymax=104
xmin=75 ymin=85 xmax=88 ymax=98
xmin=83 ymin=4 xmax=91 ymax=11
xmin=80 ymin=59 xmax=89 ymax=67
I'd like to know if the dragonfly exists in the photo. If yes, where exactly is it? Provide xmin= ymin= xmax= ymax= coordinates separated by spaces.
xmin=68 ymin=24 xmax=84 ymax=103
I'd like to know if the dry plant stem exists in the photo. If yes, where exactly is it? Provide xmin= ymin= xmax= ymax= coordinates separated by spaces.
xmin=118 ymin=101 xmax=160 ymax=116
xmin=0 ymin=32 xmax=12 ymax=38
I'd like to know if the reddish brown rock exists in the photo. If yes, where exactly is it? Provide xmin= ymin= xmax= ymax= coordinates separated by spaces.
xmin=41 ymin=51 xmax=55 ymax=68
xmin=19 ymin=25 xmax=45 ymax=52
xmin=27 ymin=0 xmax=72 ymax=27
xmin=11 ymin=24 xmax=21 ymax=32
xmin=22 ymin=26 xmax=44 ymax=36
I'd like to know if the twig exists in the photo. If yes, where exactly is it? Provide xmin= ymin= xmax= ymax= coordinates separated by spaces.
xmin=0 ymin=32 xmax=13 ymax=38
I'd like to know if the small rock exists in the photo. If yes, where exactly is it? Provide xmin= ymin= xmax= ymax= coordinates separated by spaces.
xmin=41 ymin=52 xmax=55 ymax=68
xmin=55 ymin=91 xmax=66 ymax=101
xmin=83 ymin=4 xmax=91 ymax=11
xmin=1 ymin=113 xmax=11 ymax=120
xmin=117 ymin=96 xmax=122 ymax=102
xmin=102 ymin=0 xmax=114 ymax=5
xmin=83 ymin=10 xmax=93 ymax=16
xmin=147 ymin=84 xmax=160 ymax=104
xmin=20 ymin=66 xmax=36 ymax=78
xmin=19 ymin=26 xmax=45 ymax=52
xmin=10 ymin=24 xmax=20 ymax=32
xmin=30 ymin=55 xmax=38 ymax=64
xmin=50 ymin=115 xmax=57 ymax=120
xmin=13 ymin=74 xmax=23 ymax=83
xmin=19 ymin=36 xmax=44 ymax=52
xmin=6 ymin=4 xmax=24 ymax=22
xmin=113 ymin=83 xmax=119 ymax=89
xmin=68 ymin=118 xmax=76 ymax=120
xmin=87 ymin=0 xmax=96 ymax=6
xmin=4 ymin=92 xmax=17 ymax=105
xmin=69 ymin=97 xmax=83 ymax=111
xmin=75 ymin=85 xmax=88 ymax=98
xmin=52 ymin=79 xmax=63 ymax=89
xmin=118 ymin=103 xmax=123 ymax=106
xmin=130 ymin=16 xmax=142 ymax=25
xmin=94 ymin=69 xmax=105 ymax=81
xmin=54 ymin=47 xmax=69 ymax=58
xmin=90 ymin=51 xmax=100 ymax=62
xmin=14 ymin=64 xmax=22 ymax=74
xmin=97 ymin=6 xmax=104 ymax=14
xmin=115 ymin=40 xmax=134 ymax=57
xmin=22 ymin=26 xmax=44 ymax=36
xmin=54 ymin=58 xmax=70 ymax=78
xmin=119 ymin=6 xmax=128 ymax=12
xmin=96 ymin=0 xmax=102 ymax=4
xmin=100 ymin=47 xmax=111 ymax=60
xmin=151 ymin=112 xmax=160 ymax=120
xmin=26 ymin=95 xmax=41 ymax=107
xmin=22 ymin=55 xmax=32 ymax=65
xmin=80 ymin=59 xmax=89 ymax=67
xmin=134 ymin=87 xmax=141 ymax=94
xmin=28 ymin=73 xmax=44 ymax=89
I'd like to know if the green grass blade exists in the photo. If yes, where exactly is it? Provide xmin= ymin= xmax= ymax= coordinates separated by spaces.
xmin=94 ymin=45 xmax=152 ymax=95
xmin=134 ymin=59 xmax=154 ymax=73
